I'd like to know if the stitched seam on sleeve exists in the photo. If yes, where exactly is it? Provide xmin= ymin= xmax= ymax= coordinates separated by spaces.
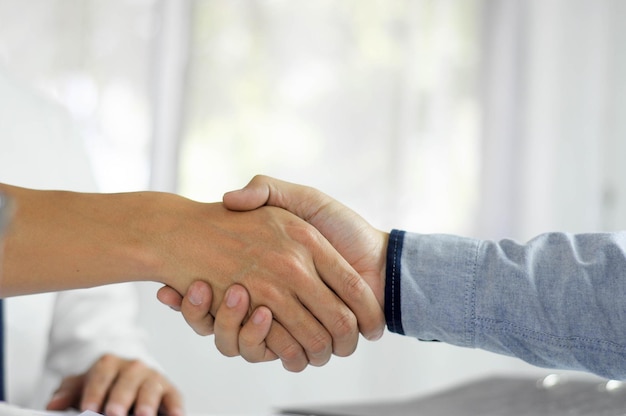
xmin=465 ymin=240 xmax=480 ymax=347
xmin=391 ymin=233 xmax=398 ymax=331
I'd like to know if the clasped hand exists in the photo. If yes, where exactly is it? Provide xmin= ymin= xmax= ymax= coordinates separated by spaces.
xmin=158 ymin=176 xmax=388 ymax=371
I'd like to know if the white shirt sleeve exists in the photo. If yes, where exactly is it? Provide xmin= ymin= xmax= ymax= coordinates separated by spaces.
xmin=31 ymin=284 xmax=159 ymax=409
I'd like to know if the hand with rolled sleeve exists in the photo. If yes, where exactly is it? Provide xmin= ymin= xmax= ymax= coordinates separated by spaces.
xmin=46 ymin=354 xmax=182 ymax=416
xmin=0 ymin=183 xmax=384 ymax=372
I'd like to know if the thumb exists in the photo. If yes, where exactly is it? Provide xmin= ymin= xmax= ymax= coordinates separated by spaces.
xmin=222 ymin=175 xmax=272 ymax=211
xmin=222 ymin=175 xmax=326 ymax=222
xmin=156 ymin=285 xmax=184 ymax=311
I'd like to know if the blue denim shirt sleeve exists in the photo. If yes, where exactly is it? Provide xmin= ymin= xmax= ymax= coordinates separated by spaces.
xmin=386 ymin=229 xmax=626 ymax=380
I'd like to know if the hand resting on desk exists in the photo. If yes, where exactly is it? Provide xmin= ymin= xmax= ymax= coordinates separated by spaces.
xmin=46 ymin=354 xmax=182 ymax=416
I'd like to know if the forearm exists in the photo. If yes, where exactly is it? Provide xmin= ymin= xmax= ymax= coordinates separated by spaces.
xmin=388 ymin=230 xmax=626 ymax=379
xmin=0 ymin=184 xmax=165 ymax=296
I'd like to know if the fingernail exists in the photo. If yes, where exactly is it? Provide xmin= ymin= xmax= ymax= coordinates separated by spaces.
xmin=367 ymin=328 xmax=385 ymax=341
xmin=133 ymin=404 xmax=154 ymax=416
xmin=188 ymin=287 xmax=203 ymax=306
xmin=252 ymin=309 xmax=266 ymax=325
xmin=82 ymin=403 xmax=99 ymax=413
xmin=226 ymin=288 xmax=241 ymax=308
xmin=168 ymin=408 xmax=185 ymax=416
xmin=105 ymin=403 xmax=125 ymax=416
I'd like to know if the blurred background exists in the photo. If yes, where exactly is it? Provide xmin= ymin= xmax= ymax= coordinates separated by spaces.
xmin=1 ymin=0 xmax=626 ymax=413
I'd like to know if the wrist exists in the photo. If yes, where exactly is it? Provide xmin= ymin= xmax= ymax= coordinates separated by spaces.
xmin=72 ymin=190 xmax=171 ymax=286
xmin=124 ymin=191 xmax=193 ymax=287
xmin=133 ymin=196 xmax=223 ymax=296
xmin=377 ymin=230 xmax=389 ymax=310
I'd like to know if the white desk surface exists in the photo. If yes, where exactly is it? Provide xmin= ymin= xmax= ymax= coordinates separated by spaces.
xmin=0 ymin=404 xmax=277 ymax=416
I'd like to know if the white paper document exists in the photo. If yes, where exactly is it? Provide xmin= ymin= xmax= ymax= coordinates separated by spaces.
xmin=0 ymin=403 xmax=101 ymax=416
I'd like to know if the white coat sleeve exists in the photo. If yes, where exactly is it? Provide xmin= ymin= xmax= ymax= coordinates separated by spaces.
xmin=30 ymin=283 xmax=160 ymax=409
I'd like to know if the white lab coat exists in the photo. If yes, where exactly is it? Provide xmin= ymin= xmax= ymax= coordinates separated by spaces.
xmin=0 ymin=69 xmax=156 ymax=409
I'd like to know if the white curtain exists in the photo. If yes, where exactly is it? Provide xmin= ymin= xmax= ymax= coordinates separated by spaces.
xmin=0 ymin=0 xmax=157 ymax=192
xmin=177 ymin=0 xmax=482 ymax=237
xmin=1 ymin=0 xmax=624 ymax=414
xmin=478 ymin=0 xmax=626 ymax=241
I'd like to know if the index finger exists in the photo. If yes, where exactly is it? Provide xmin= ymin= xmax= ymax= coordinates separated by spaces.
xmin=80 ymin=355 xmax=120 ymax=413
xmin=304 ymin=230 xmax=383 ymax=353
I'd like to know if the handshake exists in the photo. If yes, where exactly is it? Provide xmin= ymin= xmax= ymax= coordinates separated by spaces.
xmin=0 ymin=175 xmax=388 ymax=372
xmin=4 ymin=173 xmax=626 ymax=387
xmin=156 ymin=175 xmax=388 ymax=372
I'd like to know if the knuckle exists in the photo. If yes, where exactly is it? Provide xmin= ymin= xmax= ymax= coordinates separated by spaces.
xmin=251 ymin=174 xmax=267 ymax=185
xmin=252 ymin=279 xmax=289 ymax=304
xmin=283 ymin=359 xmax=307 ymax=373
xmin=342 ymin=270 xmax=367 ymax=302
xmin=125 ymin=359 xmax=147 ymax=373
xmin=239 ymin=332 xmax=260 ymax=351
xmin=215 ymin=339 xmax=239 ymax=358
xmin=241 ymin=350 xmax=265 ymax=364
xmin=97 ymin=353 xmax=117 ymax=366
xmin=305 ymin=330 xmax=332 ymax=357
xmin=276 ymin=341 xmax=304 ymax=363
xmin=331 ymin=308 xmax=358 ymax=341
xmin=291 ymin=222 xmax=319 ymax=246
xmin=90 ymin=354 xmax=117 ymax=376
xmin=145 ymin=377 xmax=166 ymax=394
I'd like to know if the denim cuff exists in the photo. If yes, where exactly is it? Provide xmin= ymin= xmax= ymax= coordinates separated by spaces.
xmin=385 ymin=229 xmax=405 ymax=335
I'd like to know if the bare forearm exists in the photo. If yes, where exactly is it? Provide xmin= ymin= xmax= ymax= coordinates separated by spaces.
xmin=0 ymin=184 xmax=164 ymax=296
